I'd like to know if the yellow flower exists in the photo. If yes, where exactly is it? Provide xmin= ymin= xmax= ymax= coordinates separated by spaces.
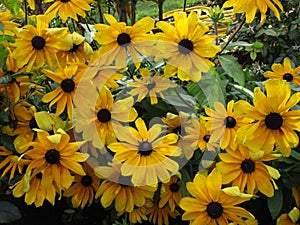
xmin=147 ymin=197 xmax=180 ymax=225
xmin=0 ymin=146 xmax=31 ymax=180
xmin=0 ymin=11 xmax=20 ymax=36
xmin=204 ymin=100 xmax=252 ymax=150
xmin=12 ymin=171 xmax=60 ymax=207
xmin=25 ymin=130 xmax=88 ymax=190
xmin=64 ymin=163 xmax=100 ymax=208
xmin=223 ymin=0 xmax=284 ymax=23
xmin=95 ymin=161 xmax=156 ymax=213
xmin=94 ymin=14 xmax=155 ymax=68
xmin=155 ymin=12 xmax=220 ymax=82
xmin=42 ymin=64 xmax=86 ymax=119
xmin=74 ymin=86 xmax=138 ymax=149
xmin=180 ymin=169 xmax=254 ymax=224
xmin=235 ymin=80 xmax=300 ymax=156
xmin=216 ymin=145 xmax=280 ymax=197
xmin=128 ymin=68 xmax=176 ymax=104
xmin=264 ymin=58 xmax=300 ymax=86
xmin=45 ymin=0 xmax=95 ymax=23
xmin=57 ymin=32 xmax=93 ymax=66
xmin=11 ymin=15 xmax=70 ymax=71
xmin=108 ymin=117 xmax=181 ymax=186
xmin=159 ymin=175 xmax=182 ymax=212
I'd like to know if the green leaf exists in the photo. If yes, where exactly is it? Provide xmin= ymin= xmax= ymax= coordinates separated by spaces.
xmin=0 ymin=22 xmax=4 ymax=32
xmin=0 ymin=46 xmax=8 ymax=69
xmin=1 ymin=0 xmax=22 ymax=16
xmin=0 ymin=34 xmax=15 ymax=44
xmin=227 ymin=41 xmax=252 ymax=47
xmin=263 ymin=29 xmax=278 ymax=37
xmin=291 ymin=150 xmax=300 ymax=161
xmin=267 ymin=189 xmax=283 ymax=220
xmin=250 ymin=51 xmax=257 ymax=60
xmin=251 ymin=41 xmax=264 ymax=49
xmin=180 ymin=168 xmax=192 ymax=198
xmin=219 ymin=55 xmax=245 ymax=86
xmin=0 ymin=201 xmax=22 ymax=223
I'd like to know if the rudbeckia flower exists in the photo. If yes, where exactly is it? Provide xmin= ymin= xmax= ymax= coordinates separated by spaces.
xmin=0 ymin=146 xmax=31 ymax=180
xmin=264 ymin=58 xmax=300 ymax=86
xmin=147 ymin=197 xmax=180 ymax=225
xmin=108 ymin=117 xmax=181 ymax=186
xmin=12 ymin=171 xmax=60 ymax=207
xmin=42 ymin=64 xmax=86 ymax=119
xmin=235 ymin=79 xmax=300 ymax=156
xmin=223 ymin=0 xmax=284 ymax=23
xmin=25 ymin=129 xmax=88 ymax=190
xmin=180 ymin=169 xmax=254 ymax=224
xmin=94 ymin=14 xmax=155 ymax=68
xmin=95 ymin=160 xmax=156 ymax=213
xmin=11 ymin=15 xmax=70 ymax=71
xmin=126 ymin=201 xmax=151 ymax=224
xmin=128 ymin=68 xmax=176 ymax=104
xmin=159 ymin=175 xmax=182 ymax=212
xmin=0 ymin=11 xmax=20 ymax=36
xmin=204 ymin=100 xmax=252 ymax=150
xmin=45 ymin=0 xmax=95 ymax=23
xmin=64 ymin=163 xmax=100 ymax=208
xmin=57 ymin=32 xmax=93 ymax=66
xmin=216 ymin=145 xmax=280 ymax=197
xmin=155 ymin=12 xmax=220 ymax=82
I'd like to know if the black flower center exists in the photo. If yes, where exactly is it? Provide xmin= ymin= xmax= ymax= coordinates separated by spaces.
xmin=147 ymin=82 xmax=156 ymax=90
xmin=69 ymin=44 xmax=79 ymax=53
xmin=45 ymin=149 xmax=60 ymax=164
xmin=241 ymin=159 xmax=255 ymax=173
xmin=61 ymin=78 xmax=75 ymax=92
xmin=265 ymin=113 xmax=283 ymax=130
xmin=138 ymin=141 xmax=153 ymax=156
xmin=97 ymin=109 xmax=111 ymax=122
xmin=178 ymin=39 xmax=194 ymax=54
xmin=60 ymin=0 xmax=70 ymax=2
xmin=170 ymin=182 xmax=180 ymax=192
xmin=283 ymin=73 xmax=293 ymax=82
xmin=36 ymin=172 xmax=42 ymax=179
xmin=31 ymin=36 xmax=46 ymax=50
xmin=29 ymin=118 xmax=39 ymax=130
xmin=203 ymin=134 xmax=210 ymax=143
xmin=225 ymin=116 xmax=236 ymax=128
xmin=117 ymin=33 xmax=131 ymax=46
xmin=206 ymin=202 xmax=223 ymax=219
xmin=81 ymin=175 xmax=93 ymax=187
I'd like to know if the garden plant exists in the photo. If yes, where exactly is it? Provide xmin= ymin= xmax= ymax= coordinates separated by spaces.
xmin=0 ymin=0 xmax=300 ymax=224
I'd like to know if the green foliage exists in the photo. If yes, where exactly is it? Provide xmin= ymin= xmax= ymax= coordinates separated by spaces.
xmin=0 ymin=0 xmax=21 ymax=16
xmin=0 ymin=201 xmax=22 ymax=223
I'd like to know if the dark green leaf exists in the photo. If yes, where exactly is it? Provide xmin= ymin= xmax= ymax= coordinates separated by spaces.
xmin=0 ymin=22 xmax=4 ymax=32
xmin=263 ymin=29 xmax=278 ymax=37
xmin=0 ymin=46 xmax=8 ymax=69
xmin=291 ymin=150 xmax=300 ymax=161
xmin=219 ymin=55 xmax=245 ymax=86
xmin=268 ymin=190 xmax=283 ymax=220
xmin=0 ymin=201 xmax=22 ymax=223
xmin=1 ymin=0 xmax=22 ymax=16
xmin=0 ymin=34 xmax=15 ymax=44
xmin=180 ymin=167 xmax=192 ymax=198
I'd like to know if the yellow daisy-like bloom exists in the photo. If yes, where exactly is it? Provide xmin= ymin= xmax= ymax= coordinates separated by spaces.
xmin=277 ymin=187 xmax=300 ymax=225
xmin=185 ymin=116 xmax=219 ymax=152
xmin=63 ymin=163 xmax=100 ymax=208
xmin=155 ymin=12 xmax=221 ymax=82
xmin=94 ymin=14 xmax=155 ymax=68
xmin=12 ymin=171 xmax=59 ymax=207
xmin=45 ymin=0 xmax=94 ymax=23
xmin=25 ymin=130 xmax=88 ymax=190
xmin=223 ymin=0 xmax=284 ymax=23
xmin=57 ymin=32 xmax=93 ymax=66
xmin=235 ymin=79 xmax=300 ymax=156
xmin=108 ymin=117 xmax=181 ymax=186
xmin=95 ymin=161 xmax=156 ymax=213
xmin=147 ymin=197 xmax=180 ymax=225
xmin=126 ymin=203 xmax=150 ymax=224
xmin=0 ymin=11 xmax=19 ymax=36
xmin=264 ymin=58 xmax=300 ymax=86
xmin=42 ymin=64 xmax=85 ymax=119
xmin=204 ymin=100 xmax=252 ymax=150
xmin=0 ymin=146 xmax=31 ymax=180
xmin=128 ymin=68 xmax=176 ymax=105
xmin=74 ymin=85 xmax=137 ymax=149
xmin=159 ymin=175 xmax=182 ymax=212
xmin=180 ymin=169 xmax=254 ymax=224
xmin=11 ymin=15 xmax=70 ymax=71
xmin=216 ymin=145 xmax=280 ymax=197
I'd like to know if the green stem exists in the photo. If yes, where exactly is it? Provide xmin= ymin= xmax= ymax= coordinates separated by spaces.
xmin=23 ymin=0 xmax=28 ymax=25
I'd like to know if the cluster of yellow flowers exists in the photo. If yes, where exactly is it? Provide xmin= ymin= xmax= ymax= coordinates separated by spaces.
xmin=1 ymin=0 xmax=300 ymax=224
